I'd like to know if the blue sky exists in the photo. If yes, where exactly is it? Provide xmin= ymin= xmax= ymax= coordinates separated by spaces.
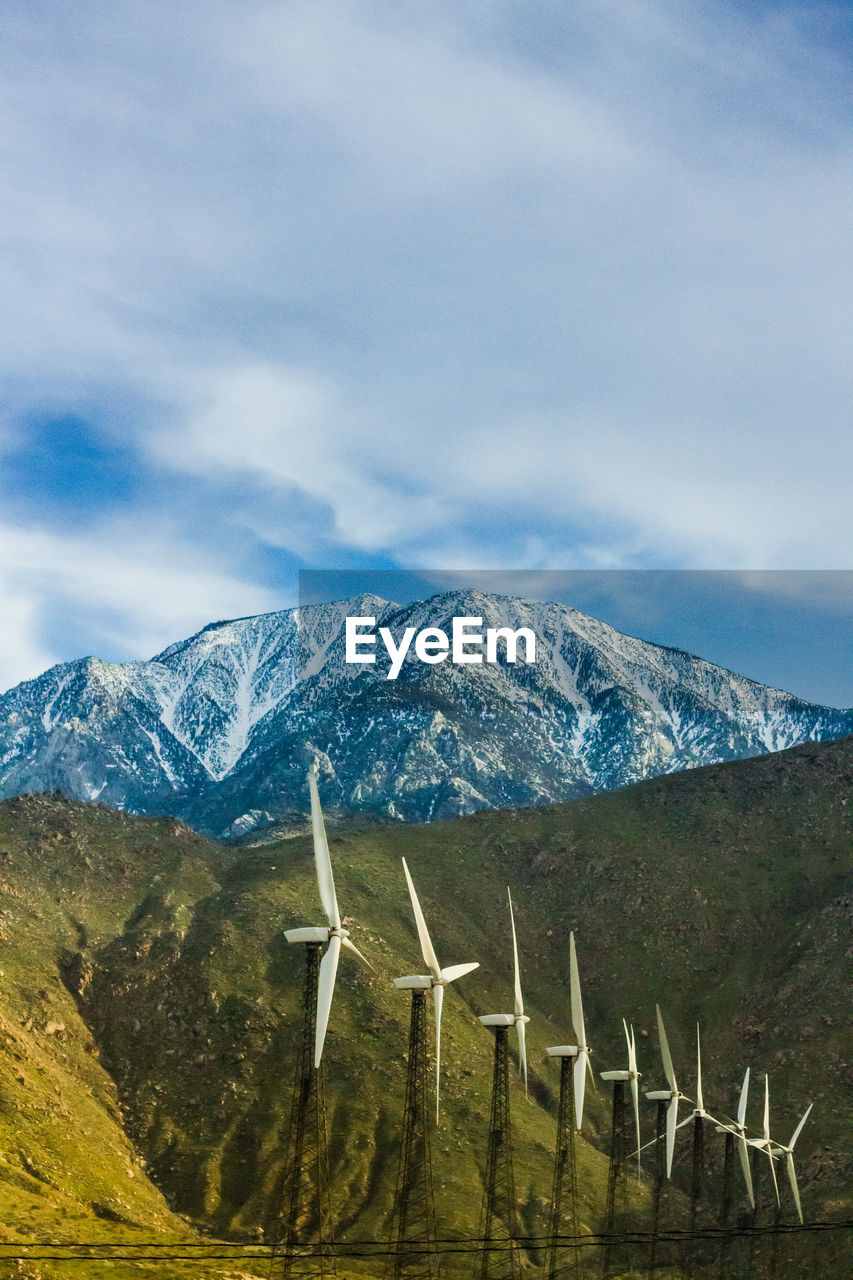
xmin=1 ymin=1 xmax=851 ymax=699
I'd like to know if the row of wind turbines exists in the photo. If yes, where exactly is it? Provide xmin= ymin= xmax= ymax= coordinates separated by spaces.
xmin=275 ymin=766 xmax=814 ymax=1275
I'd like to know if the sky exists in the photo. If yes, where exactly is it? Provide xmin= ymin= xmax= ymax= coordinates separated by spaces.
xmin=1 ymin=1 xmax=851 ymax=699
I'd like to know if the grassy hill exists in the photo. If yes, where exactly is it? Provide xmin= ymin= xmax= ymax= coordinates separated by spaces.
xmin=0 ymin=737 xmax=850 ymax=1278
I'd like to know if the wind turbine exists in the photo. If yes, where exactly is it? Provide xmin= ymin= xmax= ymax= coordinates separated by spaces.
xmin=747 ymin=1075 xmax=781 ymax=1207
xmin=623 ymin=1020 xmax=642 ymax=1177
xmin=680 ymin=1025 xmax=724 ymax=1238
xmin=644 ymin=1005 xmax=691 ymax=1178
xmin=569 ymin=932 xmax=595 ymax=1128
xmin=599 ymin=1020 xmax=642 ymax=1273
xmin=284 ymin=763 xmax=372 ymax=1067
xmin=507 ymin=888 xmax=530 ymax=1093
xmin=476 ymin=889 xmax=530 ymax=1280
xmin=396 ymin=856 xmax=479 ymax=1122
xmin=771 ymin=1103 xmax=813 ymax=1224
xmin=715 ymin=1067 xmax=755 ymax=1210
xmin=273 ymin=764 xmax=372 ymax=1276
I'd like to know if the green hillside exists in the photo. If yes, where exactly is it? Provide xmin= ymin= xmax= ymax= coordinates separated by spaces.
xmin=0 ymin=737 xmax=850 ymax=1278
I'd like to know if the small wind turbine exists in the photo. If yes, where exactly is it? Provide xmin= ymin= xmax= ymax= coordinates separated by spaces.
xmin=478 ymin=888 xmax=530 ymax=1092
xmin=284 ymin=763 xmax=372 ymax=1066
xmin=599 ymin=1020 xmax=642 ymax=1274
xmin=681 ymin=1026 xmax=723 ymax=1228
xmin=396 ymin=857 xmax=479 ymax=1122
xmin=771 ymin=1103 xmax=813 ymax=1224
xmin=602 ymin=1019 xmax=642 ymax=1177
xmin=506 ymin=888 xmax=530 ymax=1093
xmin=715 ymin=1067 xmax=755 ymax=1208
xmin=275 ymin=764 xmax=372 ymax=1269
xmin=644 ymin=1005 xmax=691 ymax=1177
xmin=569 ymin=932 xmax=595 ymax=1128
xmin=747 ymin=1075 xmax=781 ymax=1207
xmin=476 ymin=888 xmax=530 ymax=1272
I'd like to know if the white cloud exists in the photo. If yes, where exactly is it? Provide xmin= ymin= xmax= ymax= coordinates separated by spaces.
xmin=0 ymin=0 xmax=849 ymax=687
xmin=0 ymin=518 xmax=282 ymax=690
xmin=150 ymin=362 xmax=450 ymax=550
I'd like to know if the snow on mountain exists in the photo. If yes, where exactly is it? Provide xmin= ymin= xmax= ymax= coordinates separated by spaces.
xmin=0 ymin=591 xmax=850 ymax=835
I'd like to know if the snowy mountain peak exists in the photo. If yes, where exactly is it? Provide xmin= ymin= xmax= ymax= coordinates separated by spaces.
xmin=1 ymin=592 xmax=850 ymax=835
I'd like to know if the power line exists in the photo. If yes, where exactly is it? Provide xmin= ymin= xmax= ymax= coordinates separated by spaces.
xmin=2 ymin=1218 xmax=849 ymax=1262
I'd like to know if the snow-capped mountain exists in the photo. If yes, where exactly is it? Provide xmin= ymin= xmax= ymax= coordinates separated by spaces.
xmin=1 ymin=591 xmax=850 ymax=835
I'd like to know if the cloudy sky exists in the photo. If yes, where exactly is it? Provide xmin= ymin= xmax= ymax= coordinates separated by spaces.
xmin=1 ymin=0 xmax=850 ymax=695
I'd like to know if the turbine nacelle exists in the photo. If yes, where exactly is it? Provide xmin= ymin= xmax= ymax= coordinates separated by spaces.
xmin=547 ymin=1045 xmax=579 ymax=1058
xmin=601 ymin=1069 xmax=631 ymax=1081
xmin=393 ymin=975 xmax=434 ymax=991
xmin=480 ymin=1013 xmax=516 ymax=1027
xmin=285 ymin=926 xmax=336 ymax=944
xmin=285 ymin=925 xmax=352 ymax=944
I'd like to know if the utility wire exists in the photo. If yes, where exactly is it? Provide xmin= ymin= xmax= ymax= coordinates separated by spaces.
xmin=2 ymin=1219 xmax=849 ymax=1262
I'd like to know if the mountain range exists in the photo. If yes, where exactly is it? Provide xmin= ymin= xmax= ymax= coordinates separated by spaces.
xmin=1 ymin=591 xmax=851 ymax=837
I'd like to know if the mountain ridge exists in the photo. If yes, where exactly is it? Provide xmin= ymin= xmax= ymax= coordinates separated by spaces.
xmin=1 ymin=591 xmax=851 ymax=837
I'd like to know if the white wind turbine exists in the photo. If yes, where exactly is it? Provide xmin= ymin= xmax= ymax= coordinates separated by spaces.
xmin=714 ymin=1067 xmax=755 ymax=1208
xmin=771 ymin=1102 xmax=813 ymax=1223
xmin=507 ymin=888 xmax=530 ymax=1093
xmin=600 ymin=1019 xmax=642 ymax=1173
xmin=480 ymin=888 xmax=530 ymax=1088
xmin=606 ymin=1019 xmax=643 ymax=1176
xmin=566 ymin=932 xmax=595 ymax=1128
xmin=644 ymin=1005 xmax=691 ymax=1177
xmin=396 ymin=857 xmax=479 ymax=1122
xmin=674 ymin=1025 xmax=723 ymax=1133
xmin=747 ymin=1075 xmax=781 ymax=1207
xmin=284 ymin=764 xmax=372 ymax=1067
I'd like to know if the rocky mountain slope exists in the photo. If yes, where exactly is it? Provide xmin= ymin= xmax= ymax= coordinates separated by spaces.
xmin=1 ymin=591 xmax=851 ymax=838
xmin=0 ymin=737 xmax=850 ymax=1278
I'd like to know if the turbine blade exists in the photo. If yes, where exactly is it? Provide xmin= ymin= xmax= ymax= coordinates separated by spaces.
xmin=569 ymin=932 xmax=586 ymax=1048
xmin=624 ymin=1018 xmax=637 ymax=1075
xmin=573 ymin=1049 xmax=587 ymax=1129
xmin=696 ymin=1025 xmax=704 ymax=1114
xmin=737 ymin=1067 xmax=750 ymax=1129
xmin=666 ymin=1094 xmax=678 ymax=1178
xmin=767 ymin=1147 xmax=780 ymax=1206
xmin=308 ymin=766 xmax=340 ymax=930
xmin=656 ymin=1005 xmax=677 ymax=1094
xmin=433 ymin=982 xmax=444 ymax=1123
xmin=440 ymin=962 xmax=479 ymax=983
xmin=789 ymin=1103 xmax=813 ymax=1150
xmin=340 ymin=934 xmax=374 ymax=971
xmin=508 ymin=888 xmax=524 ymax=1017
xmin=738 ymin=1133 xmax=755 ymax=1208
xmin=625 ymin=1023 xmax=641 ymax=1176
xmin=402 ymin=858 xmax=440 ymax=980
xmin=516 ymin=1016 xmax=528 ymax=1096
xmin=763 ymin=1075 xmax=771 ymax=1142
xmin=314 ymin=933 xmax=341 ymax=1068
xmin=787 ymin=1152 xmax=803 ymax=1224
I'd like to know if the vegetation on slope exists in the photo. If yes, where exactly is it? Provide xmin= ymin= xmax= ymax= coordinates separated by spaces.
xmin=0 ymin=737 xmax=850 ymax=1278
